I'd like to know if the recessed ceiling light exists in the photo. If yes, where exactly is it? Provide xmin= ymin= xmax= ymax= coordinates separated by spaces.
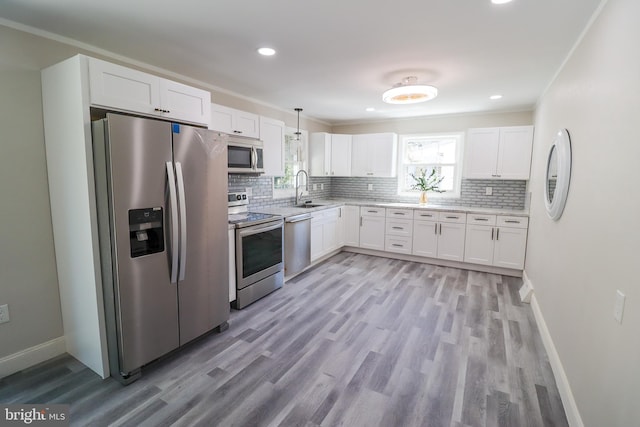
xmin=491 ymin=0 xmax=513 ymax=4
xmin=365 ymin=107 xmax=375 ymax=112
xmin=257 ymin=47 xmax=276 ymax=56
xmin=490 ymin=94 xmax=503 ymax=100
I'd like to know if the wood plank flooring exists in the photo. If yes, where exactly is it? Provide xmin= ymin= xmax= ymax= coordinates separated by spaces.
xmin=0 ymin=253 xmax=568 ymax=427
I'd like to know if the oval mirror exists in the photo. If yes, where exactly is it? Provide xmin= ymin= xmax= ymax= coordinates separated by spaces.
xmin=544 ymin=129 xmax=571 ymax=220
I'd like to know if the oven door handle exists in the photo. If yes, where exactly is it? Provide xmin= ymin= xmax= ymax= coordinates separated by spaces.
xmin=238 ymin=220 xmax=284 ymax=237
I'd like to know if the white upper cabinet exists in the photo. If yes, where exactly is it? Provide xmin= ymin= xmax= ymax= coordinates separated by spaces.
xmin=88 ymin=57 xmax=210 ymax=126
xmin=351 ymin=133 xmax=398 ymax=177
xmin=210 ymin=103 xmax=260 ymax=138
xmin=309 ymin=132 xmax=352 ymax=176
xmin=330 ymin=134 xmax=352 ymax=176
xmin=464 ymin=126 xmax=534 ymax=179
xmin=260 ymin=116 xmax=285 ymax=176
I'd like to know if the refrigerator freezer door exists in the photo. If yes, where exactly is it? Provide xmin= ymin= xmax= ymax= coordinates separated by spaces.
xmin=103 ymin=114 xmax=180 ymax=374
xmin=172 ymin=125 xmax=229 ymax=345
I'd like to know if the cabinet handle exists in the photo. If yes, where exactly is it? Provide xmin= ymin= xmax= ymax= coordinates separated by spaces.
xmin=367 ymin=210 xmax=378 ymax=213
xmin=434 ymin=223 xmax=438 ymax=235
xmin=491 ymin=228 xmax=494 ymax=240
xmin=392 ymin=226 xmax=403 ymax=230
xmin=496 ymin=228 xmax=500 ymax=240
xmin=420 ymin=214 xmax=433 ymax=218
xmin=393 ymin=212 xmax=405 ymax=216
xmin=392 ymin=244 xmax=403 ymax=247
xmin=504 ymin=220 xmax=520 ymax=223
xmin=154 ymin=108 xmax=171 ymax=113
xmin=339 ymin=208 xmax=342 ymax=218
xmin=475 ymin=218 xmax=489 ymax=221
xmin=360 ymin=217 xmax=363 ymax=227
xmin=439 ymin=223 xmax=442 ymax=235
xmin=445 ymin=216 xmax=459 ymax=219
xmin=366 ymin=172 xmax=374 ymax=175
xmin=331 ymin=172 xmax=335 ymax=175
xmin=233 ymin=130 xmax=243 ymax=134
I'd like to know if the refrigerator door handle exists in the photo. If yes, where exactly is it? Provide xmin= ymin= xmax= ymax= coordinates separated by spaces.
xmin=166 ymin=162 xmax=179 ymax=284
xmin=175 ymin=162 xmax=188 ymax=281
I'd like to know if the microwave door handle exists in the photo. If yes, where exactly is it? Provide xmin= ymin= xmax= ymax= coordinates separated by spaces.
xmin=166 ymin=162 xmax=179 ymax=284
xmin=175 ymin=162 xmax=188 ymax=281
xmin=251 ymin=147 xmax=257 ymax=170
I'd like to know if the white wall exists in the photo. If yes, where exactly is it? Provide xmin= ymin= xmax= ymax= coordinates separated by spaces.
xmin=526 ymin=0 xmax=640 ymax=425
xmin=0 ymin=38 xmax=64 ymax=369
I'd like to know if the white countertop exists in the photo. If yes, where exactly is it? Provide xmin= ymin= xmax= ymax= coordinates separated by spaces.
xmin=254 ymin=199 xmax=529 ymax=218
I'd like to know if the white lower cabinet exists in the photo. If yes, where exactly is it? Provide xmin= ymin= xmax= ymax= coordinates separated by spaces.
xmin=310 ymin=207 xmax=341 ymax=262
xmin=464 ymin=214 xmax=528 ymax=269
xmin=343 ymin=205 xmax=360 ymax=246
xmin=412 ymin=210 xmax=466 ymax=262
xmin=385 ymin=209 xmax=413 ymax=254
xmin=359 ymin=207 xmax=385 ymax=250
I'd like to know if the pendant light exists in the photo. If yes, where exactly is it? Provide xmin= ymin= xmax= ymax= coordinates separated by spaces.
xmin=294 ymin=107 xmax=303 ymax=141
xmin=382 ymin=76 xmax=438 ymax=104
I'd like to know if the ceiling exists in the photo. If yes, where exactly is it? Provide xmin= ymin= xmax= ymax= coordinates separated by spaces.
xmin=0 ymin=0 xmax=602 ymax=125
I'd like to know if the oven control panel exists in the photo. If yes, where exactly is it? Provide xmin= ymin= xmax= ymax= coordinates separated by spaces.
xmin=228 ymin=191 xmax=249 ymax=207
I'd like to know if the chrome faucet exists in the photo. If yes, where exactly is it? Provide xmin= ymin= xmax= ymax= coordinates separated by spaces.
xmin=295 ymin=169 xmax=310 ymax=205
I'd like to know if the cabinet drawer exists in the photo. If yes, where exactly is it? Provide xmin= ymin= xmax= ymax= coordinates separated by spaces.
xmin=466 ymin=214 xmax=496 ymax=226
xmin=385 ymin=218 xmax=413 ymax=236
xmin=497 ymin=216 xmax=528 ymax=229
xmin=385 ymin=235 xmax=413 ymax=254
xmin=360 ymin=207 xmax=386 ymax=217
xmin=385 ymin=208 xmax=413 ymax=218
xmin=413 ymin=210 xmax=438 ymax=221
xmin=438 ymin=212 xmax=467 ymax=224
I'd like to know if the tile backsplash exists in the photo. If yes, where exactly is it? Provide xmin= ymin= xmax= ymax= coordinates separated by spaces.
xmin=229 ymin=174 xmax=527 ymax=210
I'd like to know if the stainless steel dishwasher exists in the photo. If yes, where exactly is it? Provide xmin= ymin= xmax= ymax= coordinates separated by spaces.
xmin=284 ymin=213 xmax=311 ymax=277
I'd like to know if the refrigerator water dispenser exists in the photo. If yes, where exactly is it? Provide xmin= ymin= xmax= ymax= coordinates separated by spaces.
xmin=129 ymin=207 xmax=164 ymax=257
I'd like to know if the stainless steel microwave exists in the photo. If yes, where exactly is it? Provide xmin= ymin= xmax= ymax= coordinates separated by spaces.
xmin=227 ymin=136 xmax=264 ymax=174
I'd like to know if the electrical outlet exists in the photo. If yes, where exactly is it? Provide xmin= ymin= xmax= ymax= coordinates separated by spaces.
xmin=313 ymin=184 xmax=318 ymax=191
xmin=485 ymin=187 xmax=493 ymax=196
xmin=245 ymin=187 xmax=252 ymax=196
xmin=321 ymin=183 xmax=324 ymax=190
xmin=614 ymin=290 xmax=625 ymax=323
xmin=0 ymin=304 xmax=10 ymax=324
xmin=368 ymin=184 xmax=373 ymax=191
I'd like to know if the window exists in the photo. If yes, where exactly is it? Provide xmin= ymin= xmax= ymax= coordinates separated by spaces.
xmin=398 ymin=133 xmax=464 ymax=198
xmin=273 ymin=129 xmax=308 ymax=198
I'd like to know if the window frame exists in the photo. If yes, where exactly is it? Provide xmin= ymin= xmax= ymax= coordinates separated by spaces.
xmin=397 ymin=132 xmax=465 ymax=199
xmin=272 ymin=128 xmax=308 ymax=199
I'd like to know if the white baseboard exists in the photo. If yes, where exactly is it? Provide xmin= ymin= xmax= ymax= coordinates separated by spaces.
xmin=530 ymin=293 xmax=584 ymax=427
xmin=0 ymin=337 xmax=66 ymax=379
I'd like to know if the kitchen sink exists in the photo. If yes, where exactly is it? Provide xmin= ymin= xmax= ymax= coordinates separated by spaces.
xmin=295 ymin=203 xmax=324 ymax=208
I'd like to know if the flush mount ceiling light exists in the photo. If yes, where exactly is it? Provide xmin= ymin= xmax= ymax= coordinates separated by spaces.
xmin=257 ymin=47 xmax=276 ymax=56
xmin=382 ymin=76 xmax=438 ymax=105
xmin=490 ymin=94 xmax=503 ymax=100
xmin=491 ymin=0 xmax=513 ymax=4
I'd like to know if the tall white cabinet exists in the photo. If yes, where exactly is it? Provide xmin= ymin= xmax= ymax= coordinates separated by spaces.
xmin=40 ymin=55 xmax=212 ymax=379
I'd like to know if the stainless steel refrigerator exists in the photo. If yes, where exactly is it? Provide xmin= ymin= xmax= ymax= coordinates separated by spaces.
xmin=92 ymin=113 xmax=229 ymax=383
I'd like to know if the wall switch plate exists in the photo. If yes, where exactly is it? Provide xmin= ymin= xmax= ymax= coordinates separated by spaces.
xmin=313 ymin=184 xmax=318 ymax=191
xmin=614 ymin=290 xmax=625 ymax=323
xmin=245 ymin=187 xmax=252 ymax=196
xmin=368 ymin=184 xmax=373 ymax=191
xmin=485 ymin=187 xmax=493 ymax=196
xmin=0 ymin=304 xmax=10 ymax=324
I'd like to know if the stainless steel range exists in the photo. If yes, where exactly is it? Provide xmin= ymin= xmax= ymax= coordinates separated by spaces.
xmin=228 ymin=191 xmax=284 ymax=309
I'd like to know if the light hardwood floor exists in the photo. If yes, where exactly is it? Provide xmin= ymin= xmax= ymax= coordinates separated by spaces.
xmin=0 ymin=253 xmax=568 ymax=427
